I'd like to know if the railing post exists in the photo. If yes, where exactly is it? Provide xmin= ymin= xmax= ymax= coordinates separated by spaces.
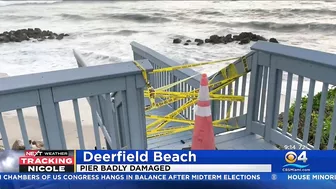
xmin=125 ymin=75 xmax=147 ymax=149
xmin=137 ymin=87 xmax=148 ymax=148
xmin=246 ymin=53 xmax=261 ymax=134
xmin=114 ymin=91 xmax=131 ymax=149
xmin=264 ymin=56 xmax=282 ymax=142
xmin=98 ymin=94 xmax=120 ymax=149
xmin=211 ymin=75 xmax=224 ymax=134
xmin=133 ymin=51 xmax=144 ymax=61
xmin=38 ymin=88 xmax=66 ymax=149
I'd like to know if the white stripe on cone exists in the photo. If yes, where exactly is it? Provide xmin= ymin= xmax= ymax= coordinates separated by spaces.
xmin=198 ymin=85 xmax=210 ymax=101
xmin=195 ymin=105 xmax=212 ymax=117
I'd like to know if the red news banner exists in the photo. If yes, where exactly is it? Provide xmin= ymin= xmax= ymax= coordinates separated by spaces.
xmin=19 ymin=150 xmax=75 ymax=173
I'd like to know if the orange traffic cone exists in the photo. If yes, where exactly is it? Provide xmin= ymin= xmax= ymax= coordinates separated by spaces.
xmin=191 ymin=73 xmax=216 ymax=150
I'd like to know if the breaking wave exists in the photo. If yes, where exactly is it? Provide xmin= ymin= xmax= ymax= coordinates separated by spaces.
xmin=0 ymin=15 xmax=45 ymax=21
xmin=80 ymin=51 xmax=121 ymax=65
xmin=58 ymin=13 xmax=87 ymax=21
xmin=191 ymin=19 xmax=336 ymax=33
xmin=113 ymin=30 xmax=140 ymax=36
xmin=0 ymin=1 xmax=59 ymax=7
xmin=196 ymin=10 xmax=225 ymax=16
xmin=251 ymin=8 xmax=336 ymax=16
xmin=196 ymin=8 xmax=336 ymax=17
xmin=232 ymin=21 xmax=336 ymax=33
xmin=54 ymin=12 xmax=172 ymax=23
xmin=101 ymin=13 xmax=172 ymax=23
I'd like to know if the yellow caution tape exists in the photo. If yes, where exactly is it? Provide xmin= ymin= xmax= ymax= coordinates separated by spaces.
xmin=156 ymin=74 xmax=199 ymax=91
xmin=226 ymin=85 xmax=233 ymax=120
xmin=145 ymin=97 xmax=182 ymax=111
xmin=147 ymin=99 xmax=198 ymax=130
xmin=144 ymin=73 xmax=241 ymax=99
xmin=144 ymin=74 xmax=198 ymax=108
xmin=145 ymin=91 xmax=244 ymax=101
xmin=224 ymin=63 xmax=239 ymax=122
xmin=221 ymin=67 xmax=227 ymax=79
xmin=133 ymin=61 xmax=151 ymax=88
xmin=212 ymin=117 xmax=240 ymax=128
xmin=147 ymin=115 xmax=194 ymax=124
xmin=147 ymin=129 xmax=189 ymax=139
xmin=144 ymin=64 xmax=240 ymax=108
xmin=147 ymin=123 xmax=239 ymax=139
xmin=149 ymin=57 xmax=240 ymax=74
xmin=208 ymin=74 xmax=241 ymax=90
xmin=209 ymin=76 xmax=241 ymax=94
xmin=214 ymin=124 xmax=239 ymax=129
xmin=242 ymin=56 xmax=249 ymax=73
xmin=149 ymin=81 xmax=231 ymax=131
xmin=145 ymin=94 xmax=244 ymax=112
xmin=147 ymin=125 xmax=194 ymax=135
xmin=209 ymin=71 xmax=220 ymax=84
xmin=143 ymin=56 xmax=251 ymax=139
xmin=212 ymin=118 xmax=230 ymax=124
xmin=146 ymin=115 xmax=238 ymax=128
xmin=133 ymin=60 xmax=157 ymax=107
xmin=228 ymin=63 xmax=238 ymax=78
xmin=147 ymin=74 xmax=238 ymax=131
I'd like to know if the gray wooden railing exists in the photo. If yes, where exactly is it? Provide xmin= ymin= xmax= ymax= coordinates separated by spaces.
xmin=0 ymin=59 xmax=152 ymax=150
xmin=250 ymin=42 xmax=336 ymax=150
xmin=131 ymin=42 xmax=253 ymax=135
xmin=131 ymin=41 xmax=336 ymax=150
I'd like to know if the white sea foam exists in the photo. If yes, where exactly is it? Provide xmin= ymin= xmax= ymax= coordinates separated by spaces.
xmin=0 ymin=1 xmax=59 ymax=7
xmin=0 ymin=1 xmax=335 ymax=97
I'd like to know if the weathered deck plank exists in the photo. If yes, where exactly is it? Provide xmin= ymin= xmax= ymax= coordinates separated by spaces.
xmin=152 ymin=129 xmax=278 ymax=150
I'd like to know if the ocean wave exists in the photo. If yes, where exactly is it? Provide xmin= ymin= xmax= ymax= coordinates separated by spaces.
xmin=196 ymin=10 xmax=224 ymax=16
xmin=288 ymin=8 xmax=336 ymax=16
xmin=80 ymin=51 xmax=121 ymax=65
xmin=195 ymin=8 xmax=336 ymax=17
xmin=191 ymin=19 xmax=336 ymax=33
xmin=101 ymin=13 xmax=172 ymax=23
xmin=0 ymin=15 xmax=45 ymax=21
xmin=113 ymin=30 xmax=139 ymax=36
xmin=0 ymin=1 xmax=59 ymax=7
xmin=238 ymin=21 xmax=336 ymax=32
xmin=58 ymin=13 xmax=87 ymax=21
xmin=82 ymin=52 xmax=110 ymax=61
xmin=243 ymin=8 xmax=336 ymax=16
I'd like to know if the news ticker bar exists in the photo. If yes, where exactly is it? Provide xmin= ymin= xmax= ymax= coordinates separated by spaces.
xmin=76 ymin=164 xmax=271 ymax=172
xmin=13 ymin=149 xmax=336 ymax=173
xmin=18 ymin=164 xmax=271 ymax=173
xmin=1 ymin=173 xmax=336 ymax=182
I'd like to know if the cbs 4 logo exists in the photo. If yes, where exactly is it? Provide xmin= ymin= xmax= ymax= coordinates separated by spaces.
xmin=285 ymin=151 xmax=308 ymax=164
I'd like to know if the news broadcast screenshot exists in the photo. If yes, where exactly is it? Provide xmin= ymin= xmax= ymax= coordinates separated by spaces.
xmin=0 ymin=149 xmax=336 ymax=189
xmin=1 ymin=1 xmax=336 ymax=189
